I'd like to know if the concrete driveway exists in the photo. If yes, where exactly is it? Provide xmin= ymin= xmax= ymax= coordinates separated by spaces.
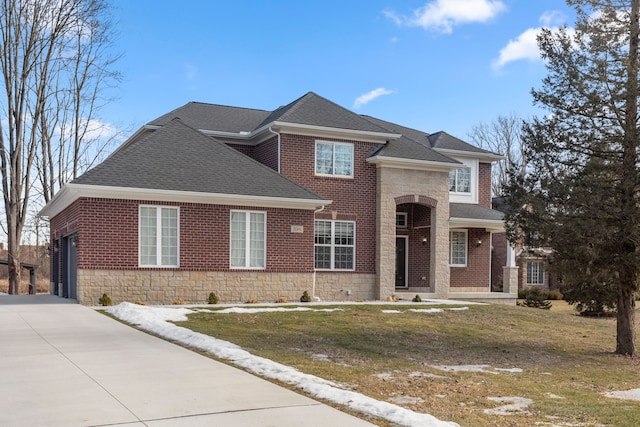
xmin=0 ymin=295 xmax=375 ymax=426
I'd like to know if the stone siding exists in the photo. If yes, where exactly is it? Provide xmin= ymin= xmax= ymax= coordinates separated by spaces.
xmin=78 ymin=269 xmax=375 ymax=305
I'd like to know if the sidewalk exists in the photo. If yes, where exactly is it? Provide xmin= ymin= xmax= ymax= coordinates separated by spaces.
xmin=0 ymin=295 xmax=375 ymax=426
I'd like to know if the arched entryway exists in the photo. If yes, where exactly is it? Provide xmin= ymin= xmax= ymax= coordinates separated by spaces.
xmin=394 ymin=195 xmax=438 ymax=292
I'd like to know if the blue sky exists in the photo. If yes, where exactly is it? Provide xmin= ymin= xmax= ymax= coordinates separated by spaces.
xmin=103 ymin=0 xmax=574 ymax=142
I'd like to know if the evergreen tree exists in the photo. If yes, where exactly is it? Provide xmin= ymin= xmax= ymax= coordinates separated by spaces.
xmin=505 ymin=0 xmax=640 ymax=355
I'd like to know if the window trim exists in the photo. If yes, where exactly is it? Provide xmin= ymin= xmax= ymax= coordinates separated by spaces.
xmin=396 ymin=212 xmax=408 ymax=228
xmin=138 ymin=205 xmax=180 ymax=268
xmin=448 ymin=157 xmax=478 ymax=204
xmin=314 ymin=220 xmax=356 ymax=271
xmin=526 ymin=260 xmax=545 ymax=285
xmin=229 ymin=210 xmax=267 ymax=270
xmin=314 ymin=141 xmax=354 ymax=178
xmin=449 ymin=229 xmax=467 ymax=267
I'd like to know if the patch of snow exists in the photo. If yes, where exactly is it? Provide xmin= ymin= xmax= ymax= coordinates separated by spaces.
xmin=431 ymin=364 xmax=495 ymax=374
xmin=390 ymin=395 xmax=425 ymax=405
xmin=409 ymin=371 xmax=447 ymax=379
xmin=0 ymin=292 xmax=7 ymax=295
xmin=311 ymin=353 xmax=331 ymax=361
xmin=105 ymin=302 xmax=460 ymax=427
xmin=382 ymin=309 xmax=403 ymax=313
xmin=544 ymin=392 xmax=565 ymax=399
xmin=494 ymin=367 xmax=523 ymax=373
xmin=409 ymin=308 xmax=445 ymax=313
xmin=431 ymin=365 xmax=522 ymax=375
xmin=212 ymin=306 xmax=344 ymax=314
xmin=447 ymin=307 xmax=469 ymax=311
xmin=603 ymin=388 xmax=640 ymax=401
xmin=484 ymin=396 xmax=533 ymax=415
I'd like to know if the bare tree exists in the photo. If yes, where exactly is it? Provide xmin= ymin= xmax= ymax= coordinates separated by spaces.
xmin=0 ymin=0 xmax=119 ymax=294
xmin=468 ymin=113 xmax=527 ymax=197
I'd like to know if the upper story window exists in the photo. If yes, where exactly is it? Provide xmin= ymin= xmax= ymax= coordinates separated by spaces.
xmin=448 ymin=157 xmax=478 ymax=204
xmin=230 ymin=210 xmax=266 ymax=269
xmin=450 ymin=167 xmax=471 ymax=193
xmin=139 ymin=206 xmax=179 ymax=267
xmin=315 ymin=141 xmax=353 ymax=177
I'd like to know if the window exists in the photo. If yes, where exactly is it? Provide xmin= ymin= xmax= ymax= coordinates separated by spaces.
xmin=315 ymin=220 xmax=355 ymax=270
xmin=230 ymin=211 xmax=266 ymax=269
xmin=396 ymin=213 xmax=407 ymax=228
xmin=315 ymin=141 xmax=353 ymax=177
xmin=139 ymin=206 xmax=179 ymax=267
xmin=449 ymin=230 xmax=467 ymax=266
xmin=527 ymin=261 xmax=544 ymax=285
xmin=449 ymin=166 xmax=471 ymax=193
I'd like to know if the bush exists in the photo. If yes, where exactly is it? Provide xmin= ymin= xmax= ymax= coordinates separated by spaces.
xmin=518 ymin=288 xmax=552 ymax=309
xmin=98 ymin=293 xmax=111 ymax=306
xmin=560 ymin=279 xmax=617 ymax=316
xmin=276 ymin=296 xmax=288 ymax=303
xmin=300 ymin=291 xmax=311 ymax=302
xmin=208 ymin=292 xmax=218 ymax=304
xmin=518 ymin=288 xmax=562 ymax=301
xmin=412 ymin=294 xmax=422 ymax=302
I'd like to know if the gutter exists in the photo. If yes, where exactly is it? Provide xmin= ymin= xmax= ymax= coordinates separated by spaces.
xmin=268 ymin=126 xmax=281 ymax=173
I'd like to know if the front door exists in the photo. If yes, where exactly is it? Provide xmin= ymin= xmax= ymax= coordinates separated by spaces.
xmin=62 ymin=234 xmax=78 ymax=300
xmin=395 ymin=236 xmax=408 ymax=287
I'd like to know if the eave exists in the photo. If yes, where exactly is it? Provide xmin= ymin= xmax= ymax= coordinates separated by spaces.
xmin=40 ymin=183 xmax=332 ymax=219
xmin=434 ymin=148 xmax=504 ymax=162
xmin=367 ymin=155 xmax=462 ymax=172
xmin=449 ymin=217 xmax=505 ymax=232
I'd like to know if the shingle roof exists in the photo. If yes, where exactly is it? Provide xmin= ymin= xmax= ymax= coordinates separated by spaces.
xmin=428 ymin=131 xmax=495 ymax=155
xmin=73 ymin=118 xmax=327 ymax=201
xmin=450 ymin=203 xmax=505 ymax=221
xmin=149 ymin=102 xmax=270 ymax=133
xmin=255 ymin=92 xmax=392 ymax=133
xmin=361 ymin=116 xmax=460 ymax=164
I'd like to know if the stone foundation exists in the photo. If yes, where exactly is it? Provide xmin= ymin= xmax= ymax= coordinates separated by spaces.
xmin=77 ymin=269 xmax=377 ymax=305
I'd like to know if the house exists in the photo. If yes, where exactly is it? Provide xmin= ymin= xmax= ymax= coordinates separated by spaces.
xmin=491 ymin=197 xmax=556 ymax=292
xmin=40 ymin=92 xmax=518 ymax=305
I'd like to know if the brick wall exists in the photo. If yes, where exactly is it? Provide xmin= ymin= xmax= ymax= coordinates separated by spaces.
xmin=449 ymin=228 xmax=491 ymax=289
xmin=279 ymin=134 xmax=378 ymax=274
xmin=51 ymin=198 xmax=315 ymax=273
xmin=254 ymin=136 xmax=279 ymax=171
xmin=478 ymin=162 xmax=492 ymax=208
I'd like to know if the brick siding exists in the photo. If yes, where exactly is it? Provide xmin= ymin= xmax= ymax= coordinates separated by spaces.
xmin=449 ymin=228 xmax=491 ymax=289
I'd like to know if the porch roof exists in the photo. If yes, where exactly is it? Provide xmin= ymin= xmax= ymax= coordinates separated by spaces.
xmin=449 ymin=203 xmax=505 ymax=232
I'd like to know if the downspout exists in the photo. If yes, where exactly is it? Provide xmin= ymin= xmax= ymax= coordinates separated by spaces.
xmin=312 ymin=205 xmax=326 ymax=301
xmin=268 ymin=126 xmax=281 ymax=173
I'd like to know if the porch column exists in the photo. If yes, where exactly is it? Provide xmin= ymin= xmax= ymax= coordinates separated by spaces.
xmin=503 ymin=243 xmax=518 ymax=294
xmin=431 ymin=201 xmax=450 ymax=298
xmin=375 ymin=168 xmax=396 ymax=300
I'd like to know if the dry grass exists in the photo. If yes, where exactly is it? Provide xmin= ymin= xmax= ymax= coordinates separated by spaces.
xmin=178 ymin=301 xmax=640 ymax=427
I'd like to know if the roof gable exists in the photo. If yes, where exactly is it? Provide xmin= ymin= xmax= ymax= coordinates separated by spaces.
xmin=73 ymin=118 xmax=326 ymax=202
xmin=149 ymin=102 xmax=270 ymax=133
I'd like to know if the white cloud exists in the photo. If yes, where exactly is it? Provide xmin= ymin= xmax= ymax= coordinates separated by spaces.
xmin=353 ymin=88 xmax=394 ymax=109
xmin=184 ymin=63 xmax=198 ymax=80
xmin=492 ymin=10 xmax=570 ymax=69
xmin=385 ymin=0 xmax=507 ymax=34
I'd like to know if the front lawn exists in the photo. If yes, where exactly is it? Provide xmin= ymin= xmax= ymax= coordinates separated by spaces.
xmin=175 ymin=301 xmax=640 ymax=426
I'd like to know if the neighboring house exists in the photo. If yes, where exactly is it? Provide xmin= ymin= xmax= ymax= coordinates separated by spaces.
xmin=41 ymin=92 xmax=518 ymax=305
xmin=491 ymin=197 xmax=556 ymax=292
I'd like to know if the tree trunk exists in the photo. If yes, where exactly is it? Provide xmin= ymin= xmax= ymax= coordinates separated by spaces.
xmin=616 ymin=276 xmax=636 ymax=355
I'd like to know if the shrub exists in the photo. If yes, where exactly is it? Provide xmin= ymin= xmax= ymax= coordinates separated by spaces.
xmin=276 ymin=296 xmax=288 ymax=303
xmin=544 ymin=289 xmax=563 ymax=300
xmin=246 ymin=298 xmax=258 ymax=304
xmin=560 ymin=278 xmax=617 ymax=316
xmin=98 ymin=293 xmax=111 ymax=306
xmin=412 ymin=294 xmax=422 ymax=302
xmin=518 ymin=287 xmax=552 ymax=309
xmin=172 ymin=299 xmax=185 ymax=305
xmin=134 ymin=300 xmax=146 ymax=306
xmin=300 ymin=291 xmax=311 ymax=302
xmin=208 ymin=292 xmax=219 ymax=304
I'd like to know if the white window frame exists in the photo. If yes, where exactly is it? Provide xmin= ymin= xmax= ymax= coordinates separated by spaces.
xmin=526 ymin=260 xmax=545 ymax=285
xmin=139 ymin=205 xmax=180 ymax=268
xmin=314 ymin=220 xmax=356 ymax=271
xmin=448 ymin=157 xmax=478 ymax=204
xmin=449 ymin=230 xmax=467 ymax=267
xmin=396 ymin=212 xmax=408 ymax=228
xmin=315 ymin=141 xmax=354 ymax=178
xmin=230 ymin=210 xmax=267 ymax=269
